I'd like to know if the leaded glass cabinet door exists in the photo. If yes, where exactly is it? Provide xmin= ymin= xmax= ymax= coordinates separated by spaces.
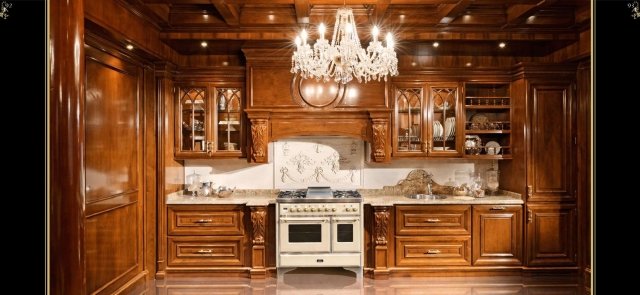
xmin=214 ymin=87 xmax=243 ymax=155
xmin=176 ymin=86 xmax=209 ymax=157
xmin=427 ymin=83 xmax=463 ymax=157
xmin=393 ymin=84 xmax=427 ymax=156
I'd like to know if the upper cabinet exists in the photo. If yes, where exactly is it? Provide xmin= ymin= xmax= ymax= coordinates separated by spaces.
xmin=175 ymin=84 xmax=245 ymax=159
xmin=392 ymin=82 xmax=463 ymax=157
xmin=463 ymin=83 xmax=512 ymax=159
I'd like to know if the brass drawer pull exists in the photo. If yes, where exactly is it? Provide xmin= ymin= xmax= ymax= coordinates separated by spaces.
xmin=426 ymin=218 xmax=441 ymax=223
xmin=490 ymin=206 xmax=506 ymax=210
xmin=196 ymin=249 xmax=213 ymax=254
xmin=426 ymin=249 xmax=441 ymax=254
xmin=194 ymin=219 xmax=213 ymax=224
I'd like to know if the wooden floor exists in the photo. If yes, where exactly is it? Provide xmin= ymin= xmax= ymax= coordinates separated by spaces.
xmin=151 ymin=268 xmax=586 ymax=294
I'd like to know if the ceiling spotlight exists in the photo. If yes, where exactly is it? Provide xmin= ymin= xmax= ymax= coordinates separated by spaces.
xmin=499 ymin=42 xmax=506 ymax=49
xmin=125 ymin=44 xmax=134 ymax=50
xmin=203 ymin=14 xmax=209 ymax=19
xmin=411 ymin=62 xmax=417 ymax=67
xmin=466 ymin=62 xmax=472 ymax=67
xmin=432 ymin=42 xmax=439 ymax=48
xmin=201 ymin=41 xmax=208 ymax=48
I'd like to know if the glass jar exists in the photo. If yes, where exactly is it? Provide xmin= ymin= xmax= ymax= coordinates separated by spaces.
xmin=185 ymin=172 xmax=201 ymax=196
xmin=485 ymin=168 xmax=500 ymax=195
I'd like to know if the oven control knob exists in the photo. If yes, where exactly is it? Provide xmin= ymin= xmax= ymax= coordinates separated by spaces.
xmin=345 ymin=208 xmax=351 ymax=212
xmin=311 ymin=208 xmax=317 ymax=212
xmin=304 ymin=208 xmax=309 ymax=212
xmin=352 ymin=207 xmax=358 ymax=212
xmin=297 ymin=208 xmax=302 ymax=212
xmin=325 ymin=208 xmax=330 ymax=212
xmin=332 ymin=208 xmax=337 ymax=212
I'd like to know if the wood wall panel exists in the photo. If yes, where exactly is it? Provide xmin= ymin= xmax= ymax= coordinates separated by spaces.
xmin=85 ymin=57 xmax=140 ymax=203
xmin=249 ymin=66 xmax=299 ymax=108
xmin=85 ymin=203 xmax=140 ymax=294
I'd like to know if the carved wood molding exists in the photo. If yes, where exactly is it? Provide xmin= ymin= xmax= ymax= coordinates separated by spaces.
xmin=250 ymin=119 xmax=269 ymax=163
xmin=374 ymin=206 xmax=390 ymax=246
xmin=371 ymin=118 xmax=389 ymax=162
xmin=250 ymin=206 xmax=266 ymax=245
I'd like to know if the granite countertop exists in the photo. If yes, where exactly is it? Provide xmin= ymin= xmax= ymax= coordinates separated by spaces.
xmin=166 ymin=190 xmax=523 ymax=206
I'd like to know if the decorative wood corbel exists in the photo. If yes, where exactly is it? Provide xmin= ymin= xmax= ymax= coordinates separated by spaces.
xmin=369 ymin=111 xmax=391 ymax=163
xmin=249 ymin=118 xmax=269 ymax=163
xmin=249 ymin=206 xmax=267 ymax=278
xmin=373 ymin=206 xmax=391 ymax=279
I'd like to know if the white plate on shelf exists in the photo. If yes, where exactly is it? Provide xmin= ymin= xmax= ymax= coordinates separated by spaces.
xmin=485 ymin=141 xmax=501 ymax=155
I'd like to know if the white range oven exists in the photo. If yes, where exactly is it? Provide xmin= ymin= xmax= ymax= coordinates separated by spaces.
xmin=276 ymin=187 xmax=363 ymax=269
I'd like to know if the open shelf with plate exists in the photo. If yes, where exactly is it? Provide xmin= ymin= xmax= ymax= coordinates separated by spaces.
xmin=463 ymin=83 xmax=512 ymax=159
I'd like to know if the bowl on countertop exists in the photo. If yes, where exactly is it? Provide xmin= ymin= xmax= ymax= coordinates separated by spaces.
xmin=216 ymin=186 xmax=236 ymax=198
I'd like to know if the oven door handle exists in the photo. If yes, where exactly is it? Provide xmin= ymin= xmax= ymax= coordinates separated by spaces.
xmin=332 ymin=218 xmax=360 ymax=223
xmin=279 ymin=217 xmax=329 ymax=223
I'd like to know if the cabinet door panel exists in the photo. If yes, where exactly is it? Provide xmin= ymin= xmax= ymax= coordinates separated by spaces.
xmin=472 ymin=205 xmax=522 ymax=266
xmin=526 ymin=204 xmax=577 ymax=266
xmin=528 ymin=83 xmax=574 ymax=201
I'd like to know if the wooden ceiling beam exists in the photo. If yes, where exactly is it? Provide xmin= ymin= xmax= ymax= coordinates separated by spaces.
xmin=294 ymin=0 xmax=310 ymax=24
xmin=211 ymin=0 xmax=240 ymax=26
xmin=438 ymin=0 xmax=473 ymax=26
xmin=503 ymin=0 xmax=558 ymax=28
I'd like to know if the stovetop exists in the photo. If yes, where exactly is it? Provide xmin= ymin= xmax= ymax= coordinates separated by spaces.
xmin=276 ymin=187 xmax=362 ymax=203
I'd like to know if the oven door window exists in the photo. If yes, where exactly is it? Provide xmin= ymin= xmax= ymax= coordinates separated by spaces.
xmin=279 ymin=217 xmax=331 ymax=253
xmin=332 ymin=217 xmax=361 ymax=252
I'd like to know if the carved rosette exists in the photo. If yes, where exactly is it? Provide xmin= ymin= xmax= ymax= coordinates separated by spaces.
xmin=371 ymin=119 xmax=388 ymax=162
xmin=250 ymin=119 xmax=268 ymax=163
xmin=250 ymin=207 xmax=266 ymax=245
xmin=374 ymin=207 xmax=390 ymax=246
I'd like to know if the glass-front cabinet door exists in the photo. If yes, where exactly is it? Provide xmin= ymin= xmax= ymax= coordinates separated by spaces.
xmin=214 ymin=87 xmax=243 ymax=155
xmin=393 ymin=84 xmax=427 ymax=156
xmin=427 ymin=83 xmax=462 ymax=156
xmin=175 ymin=84 xmax=244 ymax=159
xmin=176 ymin=87 xmax=209 ymax=157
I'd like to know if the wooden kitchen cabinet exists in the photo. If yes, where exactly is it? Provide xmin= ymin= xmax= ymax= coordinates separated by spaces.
xmin=394 ymin=205 xmax=471 ymax=267
xmin=392 ymin=82 xmax=463 ymax=157
xmin=472 ymin=205 xmax=522 ymax=266
xmin=166 ymin=205 xmax=246 ymax=269
xmin=175 ymin=84 xmax=244 ymax=159
xmin=526 ymin=203 xmax=577 ymax=267
xmin=463 ymin=82 xmax=513 ymax=159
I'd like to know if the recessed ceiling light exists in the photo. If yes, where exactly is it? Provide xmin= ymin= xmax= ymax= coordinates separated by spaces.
xmin=432 ymin=42 xmax=439 ymax=48
xmin=466 ymin=62 xmax=472 ymax=67
xmin=222 ymin=61 xmax=229 ymax=66
xmin=268 ymin=14 xmax=275 ymax=21
xmin=201 ymin=41 xmax=208 ymax=48
xmin=125 ymin=44 xmax=134 ymax=50
xmin=411 ymin=62 xmax=417 ymax=67
xmin=399 ymin=14 xmax=405 ymax=19
xmin=499 ymin=42 xmax=506 ymax=49
xmin=203 ymin=14 xmax=209 ymax=19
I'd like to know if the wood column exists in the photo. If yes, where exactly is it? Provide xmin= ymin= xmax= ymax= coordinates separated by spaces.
xmin=49 ymin=0 xmax=86 ymax=293
xmin=373 ymin=206 xmax=391 ymax=279
xmin=250 ymin=206 xmax=268 ymax=278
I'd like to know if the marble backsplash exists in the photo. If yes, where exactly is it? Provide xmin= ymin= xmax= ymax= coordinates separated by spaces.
xmin=184 ymin=137 xmax=495 ymax=189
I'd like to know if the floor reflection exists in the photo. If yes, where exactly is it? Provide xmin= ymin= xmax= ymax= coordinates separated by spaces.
xmin=152 ymin=267 xmax=584 ymax=295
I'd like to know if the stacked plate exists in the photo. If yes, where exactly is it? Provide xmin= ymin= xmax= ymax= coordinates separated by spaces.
xmin=443 ymin=117 xmax=456 ymax=140
xmin=433 ymin=121 xmax=443 ymax=139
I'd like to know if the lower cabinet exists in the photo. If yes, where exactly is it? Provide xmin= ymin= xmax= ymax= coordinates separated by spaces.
xmin=472 ymin=205 xmax=523 ymax=266
xmin=526 ymin=203 xmax=577 ymax=266
xmin=166 ymin=205 xmax=246 ymax=270
xmin=395 ymin=236 xmax=471 ymax=266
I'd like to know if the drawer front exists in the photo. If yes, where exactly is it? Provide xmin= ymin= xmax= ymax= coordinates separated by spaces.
xmin=168 ymin=205 xmax=244 ymax=235
xmin=168 ymin=236 xmax=244 ymax=266
xmin=395 ymin=236 xmax=471 ymax=266
xmin=396 ymin=205 xmax=471 ymax=235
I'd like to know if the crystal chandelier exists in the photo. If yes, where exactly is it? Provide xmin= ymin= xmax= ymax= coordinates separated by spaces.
xmin=290 ymin=7 xmax=399 ymax=84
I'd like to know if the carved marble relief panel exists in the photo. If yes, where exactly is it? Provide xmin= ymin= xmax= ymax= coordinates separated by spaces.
xmin=274 ymin=137 xmax=364 ymax=189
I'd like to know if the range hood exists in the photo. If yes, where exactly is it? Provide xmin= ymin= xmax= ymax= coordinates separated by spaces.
xmin=242 ymin=48 xmax=393 ymax=164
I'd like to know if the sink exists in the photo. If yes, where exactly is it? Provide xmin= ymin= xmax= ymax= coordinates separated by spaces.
xmin=406 ymin=194 xmax=447 ymax=200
